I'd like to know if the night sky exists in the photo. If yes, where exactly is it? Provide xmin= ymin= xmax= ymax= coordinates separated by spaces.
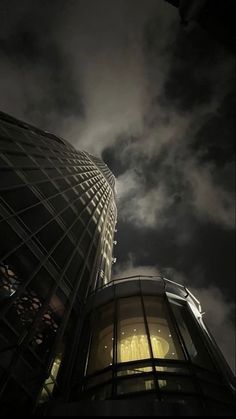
xmin=0 ymin=0 xmax=235 ymax=372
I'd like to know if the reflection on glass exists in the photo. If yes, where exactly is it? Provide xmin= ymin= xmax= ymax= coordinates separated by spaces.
xmin=158 ymin=377 xmax=195 ymax=393
xmin=30 ymin=289 xmax=67 ymax=360
xmin=117 ymin=366 xmax=153 ymax=376
xmin=151 ymin=335 xmax=169 ymax=358
xmin=85 ymin=371 xmax=112 ymax=389
xmin=0 ymin=263 xmax=20 ymax=298
xmin=89 ymin=384 xmax=112 ymax=400
xmin=144 ymin=297 xmax=184 ymax=360
xmin=156 ymin=366 xmax=190 ymax=374
xmin=87 ymin=303 xmax=114 ymax=374
xmin=119 ymin=334 xmax=149 ymax=362
xmin=170 ymin=301 xmax=215 ymax=370
xmin=38 ymin=353 xmax=62 ymax=403
xmin=117 ymin=376 xmax=155 ymax=395
xmin=117 ymin=297 xmax=150 ymax=363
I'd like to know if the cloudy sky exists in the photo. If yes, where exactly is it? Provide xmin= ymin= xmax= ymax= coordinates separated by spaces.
xmin=0 ymin=0 xmax=235 ymax=372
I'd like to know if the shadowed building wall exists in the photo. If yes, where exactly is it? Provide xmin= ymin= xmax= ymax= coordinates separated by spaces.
xmin=0 ymin=111 xmax=117 ymax=414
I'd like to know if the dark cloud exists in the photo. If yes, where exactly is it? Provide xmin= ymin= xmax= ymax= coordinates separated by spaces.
xmin=0 ymin=0 xmax=84 ymax=130
xmin=160 ymin=28 xmax=217 ymax=111
xmin=102 ymin=135 xmax=139 ymax=177
xmin=191 ymin=91 xmax=235 ymax=168
xmin=0 ymin=0 xmax=235 ymax=371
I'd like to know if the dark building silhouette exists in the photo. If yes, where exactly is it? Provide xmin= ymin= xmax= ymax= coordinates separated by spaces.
xmin=0 ymin=112 xmax=235 ymax=416
xmin=0 ymin=111 xmax=117 ymax=415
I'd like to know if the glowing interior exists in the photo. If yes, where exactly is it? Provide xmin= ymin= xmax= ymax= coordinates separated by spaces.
xmin=119 ymin=335 xmax=169 ymax=362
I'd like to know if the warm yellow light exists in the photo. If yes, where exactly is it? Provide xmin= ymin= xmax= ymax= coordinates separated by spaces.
xmin=119 ymin=334 xmax=169 ymax=362
xmin=151 ymin=335 xmax=169 ymax=358
xmin=38 ymin=356 xmax=62 ymax=403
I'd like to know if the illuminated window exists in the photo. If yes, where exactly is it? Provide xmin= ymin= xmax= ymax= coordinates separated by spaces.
xmin=144 ymin=297 xmax=184 ymax=360
xmin=117 ymin=297 xmax=150 ymax=363
xmin=38 ymin=349 xmax=63 ymax=403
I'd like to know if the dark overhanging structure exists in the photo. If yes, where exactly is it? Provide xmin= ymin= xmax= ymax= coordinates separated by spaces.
xmin=0 ymin=111 xmax=235 ymax=416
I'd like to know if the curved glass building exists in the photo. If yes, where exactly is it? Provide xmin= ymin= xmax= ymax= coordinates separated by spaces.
xmin=0 ymin=111 xmax=235 ymax=416
xmin=0 ymin=111 xmax=117 ymax=414
xmin=49 ymin=276 xmax=235 ymax=416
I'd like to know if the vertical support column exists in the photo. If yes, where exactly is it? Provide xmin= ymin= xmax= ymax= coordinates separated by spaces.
xmin=139 ymin=279 xmax=161 ymax=399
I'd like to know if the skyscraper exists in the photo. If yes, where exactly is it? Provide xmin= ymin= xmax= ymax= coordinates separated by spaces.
xmin=0 ymin=111 xmax=117 ymax=415
xmin=0 ymin=111 xmax=235 ymax=416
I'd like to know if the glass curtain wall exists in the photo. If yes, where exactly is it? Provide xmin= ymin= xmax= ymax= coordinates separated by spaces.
xmin=0 ymin=111 xmax=117 ymax=413
xmin=71 ymin=290 xmax=234 ymax=406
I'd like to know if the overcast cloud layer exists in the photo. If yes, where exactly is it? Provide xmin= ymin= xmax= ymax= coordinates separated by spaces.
xmin=0 ymin=0 xmax=235 ymax=372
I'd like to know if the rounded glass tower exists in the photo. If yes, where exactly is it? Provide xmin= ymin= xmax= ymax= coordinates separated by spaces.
xmin=65 ymin=276 xmax=236 ymax=416
xmin=0 ymin=111 xmax=117 ymax=414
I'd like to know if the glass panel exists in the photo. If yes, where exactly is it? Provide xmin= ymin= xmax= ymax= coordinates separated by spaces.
xmin=65 ymin=251 xmax=83 ymax=286
xmin=36 ymin=221 xmax=63 ymax=253
xmin=14 ymin=356 xmax=40 ymax=396
xmin=158 ymin=376 xmax=196 ymax=393
xmin=0 ymin=378 xmax=30 ymax=405
xmin=0 ymin=343 xmax=14 ymax=373
xmin=5 ymin=268 xmax=54 ymax=335
xmin=21 ymin=168 xmax=47 ymax=182
xmin=0 ymin=169 xmax=24 ymax=189
xmin=171 ymin=302 xmax=215 ymax=370
xmin=35 ymin=181 xmax=58 ymax=198
xmin=84 ymin=370 xmax=112 ymax=389
xmin=81 ymin=209 xmax=91 ymax=226
xmin=73 ymin=198 xmax=84 ymax=214
xmin=155 ymin=365 xmax=190 ymax=374
xmin=0 ymin=321 xmax=18 ymax=351
xmin=79 ymin=230 xmax=91 ymax=255
xmin=6 ymin=152 xmax=33 ymax=167
xmin=87 ymin=383 xmax=112 ymax=400
xmin=60 ymin=207 xmax=75 ymax=229
xmin=0 ymin=262 xmax=21 ymax=299
xmin=48 ymin=195 xmax=67 ymax=212
xmin=51 ymin=237 xmax=74 ymax=269
xmin=117 ymin=297 xmax=150 ymax=363
xmin=28 ymin=268 xmax=55 ymax=300
xmin=87 ymin=303 xmax=114 ymax=374
xmin=30 ymin=290 xmax=66 ymax=361
xmin=0 ymin=222 xmax=22 ymax=260
xmin=38 ymin=346 xmax=64 ymax=403
xmin=144 ymin=297 xmax=184 ymax=360
xmin=54 ymin=178 xmax=68 ymax=191
xmin=70 ymin=218 xmax=84 ymax=241
xmin=3 ymin=244 xmax=39 ymax=283
xmin=19 ymin=204 xmax=51 ymax=232
xmin=117 ymin=376 xmax=155 ymax=395
xmin=0 ymin=186 xmax=39 ymax=212
xmin=117 ymin=366 xmax=153 ymax=376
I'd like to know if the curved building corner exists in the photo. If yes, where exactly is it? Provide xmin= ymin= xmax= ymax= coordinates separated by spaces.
xmin=0 ymin=111 xmax=117 ymax=415
xmin=44 ymin=276 xmax=236 ymax=416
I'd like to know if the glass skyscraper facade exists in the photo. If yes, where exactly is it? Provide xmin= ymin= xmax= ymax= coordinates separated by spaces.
xmin=0 ymin=111 xmax=235 ymax=416
xmin=0 ymin=111 xmax=117 ymax=414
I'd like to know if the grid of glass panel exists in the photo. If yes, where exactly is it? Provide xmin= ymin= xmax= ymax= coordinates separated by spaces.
xmin=72 ymin=289 xmax=234 ymax=408
xmin=0 ymin=111 xmax=117 ymax=412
